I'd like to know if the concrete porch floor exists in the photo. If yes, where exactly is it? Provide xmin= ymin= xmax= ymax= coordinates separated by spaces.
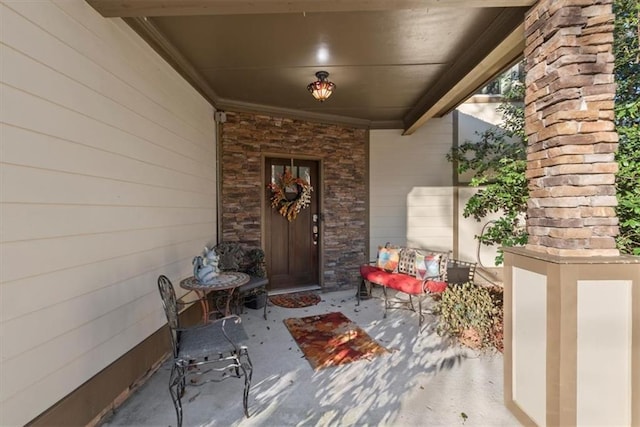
xmin=101 ymin=288 xmax=519 ymax=427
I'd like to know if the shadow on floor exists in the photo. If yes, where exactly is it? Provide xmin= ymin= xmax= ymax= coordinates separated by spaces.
xmin=101 ymin=288 xmax=518 ymax=427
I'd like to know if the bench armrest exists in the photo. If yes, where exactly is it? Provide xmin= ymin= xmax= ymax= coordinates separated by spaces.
xmin=446 ymin=259 xmax=477 ymax=285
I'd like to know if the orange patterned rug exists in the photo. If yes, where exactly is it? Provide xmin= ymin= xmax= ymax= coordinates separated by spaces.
xmin=283 ymin=312 xmax=389 ymax=370
xmin=269 ymin=291 xmax=321 ymax=308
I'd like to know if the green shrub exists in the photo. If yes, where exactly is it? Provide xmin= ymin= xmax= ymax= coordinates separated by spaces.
xmin=435 ymin=283 xmax=501 ymax=349
xmin=613 ymin=0 xmax=640 ymax=256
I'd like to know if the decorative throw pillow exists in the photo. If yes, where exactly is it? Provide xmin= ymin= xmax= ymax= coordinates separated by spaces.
xmin=377 ymin=246 xmax=400 ymax=272
xmin=415 ymin=252 xmax=442 ymax=280
xmin=397 ymin=248 xmax=416 ymax=276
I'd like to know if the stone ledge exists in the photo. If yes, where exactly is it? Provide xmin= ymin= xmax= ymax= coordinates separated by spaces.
xmin=503 ymin=246 xmax=640 ymax=265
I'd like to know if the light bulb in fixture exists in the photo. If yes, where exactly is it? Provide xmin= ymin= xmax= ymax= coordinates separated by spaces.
xmin=307 ymin=71 xmax=335 ymax=102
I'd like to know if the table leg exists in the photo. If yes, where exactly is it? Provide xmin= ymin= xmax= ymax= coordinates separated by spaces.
xmin=224 ymin=288 xmax=236 ymax=316
xmin=196 ymin=290 xmax=209 ymax=323
xmin=209 ymin=288 xmax=236 ymax=318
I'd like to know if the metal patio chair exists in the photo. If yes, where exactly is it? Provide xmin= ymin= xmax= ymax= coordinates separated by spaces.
xmin=157 ymin=275 xmax=252 ymax=427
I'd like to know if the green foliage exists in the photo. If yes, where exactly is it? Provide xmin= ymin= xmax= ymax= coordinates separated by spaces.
xmin=614 ymin=0 xmax=640 ymax=255
xmin=447 ymin=81 xmax=527 ymax=265
xmin=613 ymin=0 xmax=640 ymax=110
xmin=435 ymin=283 xmax=500 ymax=349
xmin=616 ymin=126 xmax=640 ymax=255
xmin=464 ymin=158 xmax=529 ymax=265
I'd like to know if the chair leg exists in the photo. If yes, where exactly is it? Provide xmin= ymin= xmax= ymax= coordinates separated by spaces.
xmin=357 ymin=278 xmax=367 ymax=306
xmin=418 ymin=297 xmax=424 ymax=332
xmin=169 ymin=364 xmax=185 ymax=427
xmin=234 ymin=357 xmax=241 ymax=378
xmin=382 ymin=285 xmax=389 ymax=318
xmin=262 ymin=288 xmax=268 ymax=320
xmin=234 ymin=292 xmax=244 ymax=315
xmin=240 ymin=349 xmax=253 ymax=418
xmin=356 ymin=279 xmax=372 ymax=307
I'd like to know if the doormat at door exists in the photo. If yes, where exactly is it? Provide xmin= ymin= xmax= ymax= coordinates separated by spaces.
xmin=269 ymin=291 xmax=321 ymax=308
xmin=284 ymin=312 xmax=388 ymax=370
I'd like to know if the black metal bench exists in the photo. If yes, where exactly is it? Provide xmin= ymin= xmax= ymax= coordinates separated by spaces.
xmin=358 ymin=244 xmax=477 ymax=329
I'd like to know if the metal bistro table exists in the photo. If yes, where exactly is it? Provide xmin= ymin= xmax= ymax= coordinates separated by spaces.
xmin=179 ymin=272 xmax=249 ymax=323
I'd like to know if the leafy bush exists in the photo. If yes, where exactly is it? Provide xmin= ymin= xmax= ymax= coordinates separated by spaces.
xmin=435 ymin=283 xmax=502 ymax=350
xmin=614 ymin=0 xmax=640 ymax=255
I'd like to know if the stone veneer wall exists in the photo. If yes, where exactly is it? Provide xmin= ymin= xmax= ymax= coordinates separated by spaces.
xmin=524 ymin=0 xmax=620 ymax=256
xmin=219 ymin=111 xmax=368 ymax=289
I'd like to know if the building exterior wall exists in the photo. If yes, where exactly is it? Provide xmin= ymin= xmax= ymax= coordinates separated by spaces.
xmin=219 ymin=111 xmax=367 ymax=289
xmin=369 ymin=116 xmax=454 ymax=258
xmin=0 ymin=1 xmax=217 ymax=425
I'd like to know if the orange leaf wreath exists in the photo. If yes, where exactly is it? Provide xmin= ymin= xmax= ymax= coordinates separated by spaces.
xmin=268 ymin=169 xmax=313 ymax=221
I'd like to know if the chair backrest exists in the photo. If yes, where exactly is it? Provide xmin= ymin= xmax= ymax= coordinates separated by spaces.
xmin=214 ymin=242 xmax=267 ymax=278
xmin=446 ymin=259 xmax=477 ymax=285
xmin=157 ymin=275 xmax=179 ymax=357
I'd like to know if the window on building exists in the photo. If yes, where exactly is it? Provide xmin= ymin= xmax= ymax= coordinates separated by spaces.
xmin=476 ymin=62 xmax=524 ymax=98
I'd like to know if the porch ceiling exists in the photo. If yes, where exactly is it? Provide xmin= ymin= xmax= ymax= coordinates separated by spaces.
xmin=86 ymin=0 xmax=533 ymax=133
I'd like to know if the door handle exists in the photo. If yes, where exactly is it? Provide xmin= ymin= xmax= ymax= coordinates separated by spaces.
xmin=312 ymin=214 xmax=319 ymax=245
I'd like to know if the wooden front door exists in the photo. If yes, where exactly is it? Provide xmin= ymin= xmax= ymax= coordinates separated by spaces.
xmin=265 ymin=157 xmax=319 ymax=291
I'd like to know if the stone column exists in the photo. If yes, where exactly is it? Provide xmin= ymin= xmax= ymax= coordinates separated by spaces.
xmin=504 ymin=1 xmax=640 ymax=426
xmin=524 ymin=0 xmax=619 ymax=257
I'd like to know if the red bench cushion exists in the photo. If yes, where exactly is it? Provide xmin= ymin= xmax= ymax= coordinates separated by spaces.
xmin=425 ymin=280 xmax=448 ymax=293
xmin=360 ymin=265 xmax=448 ymax=295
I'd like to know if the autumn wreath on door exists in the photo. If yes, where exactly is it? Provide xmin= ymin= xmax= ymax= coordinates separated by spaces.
xmin=268 ymin=168 xmax=313 ymax=221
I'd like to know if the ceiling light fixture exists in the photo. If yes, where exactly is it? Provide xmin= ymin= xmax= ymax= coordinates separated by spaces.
xmin=307 ymin=71 xmax=335 ymax=102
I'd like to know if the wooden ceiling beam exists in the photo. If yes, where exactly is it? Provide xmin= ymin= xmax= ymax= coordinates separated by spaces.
xmin=402 ymin=22 xmax=524 ymax=135
xmin=86 ymin=0 xmax=536 ymax=17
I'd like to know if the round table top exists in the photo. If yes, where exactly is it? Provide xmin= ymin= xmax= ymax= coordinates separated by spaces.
xmin=180 ymin=272 xmax=250 ymax=291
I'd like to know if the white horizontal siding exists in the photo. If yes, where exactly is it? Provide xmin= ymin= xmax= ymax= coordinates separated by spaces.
xmin=1 ymin=223 xmax=209 ymax=287
xmin=0 ymin=1 xmax=217 ymax=425
xmin=0 ymin=119 xmax=213 ymax=195
xmin=369 ymin=118 xmax=454 ymax=256
xmin=1 ymin=241 xmax=198 ymax=324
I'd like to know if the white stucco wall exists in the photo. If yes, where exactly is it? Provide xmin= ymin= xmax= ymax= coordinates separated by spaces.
xmin=457 ymin=100 xmax=505 ymax=140
xmin=0 ymin=1 xmax=217 ymax=424
xmin=369 ymin=116 xmax=454 ymax=258
xmin=577 ymin=280 xmax=633 ymax=426
xmin=512 ymin=267 xmax=547 ymax=426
